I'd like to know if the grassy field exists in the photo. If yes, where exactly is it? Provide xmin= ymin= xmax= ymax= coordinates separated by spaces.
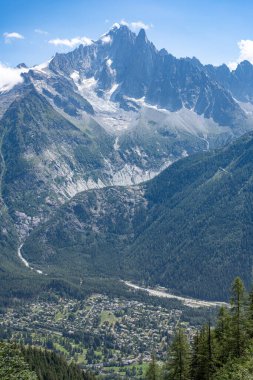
xmin=102 ymin=362 xmax=149 ymax=377
xmin=100 ymin=310 xmax=118 ymax=325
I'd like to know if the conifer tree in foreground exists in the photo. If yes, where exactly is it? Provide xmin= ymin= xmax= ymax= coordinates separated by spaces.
xmin=146 ymin=354 xmax=159 ymax=380
xmin=246 ymin=287 xmax=253 ymax=339
xmin=214 ymin=306 xmax=230 ymax=365
xmin=163 ymin=328 xmax=190 ymax=380
xmin=230 ymin=277 xmax=246 ymax=358
xmin=0 ymin=343 xmax=37 ymax=380
xmin=190 ymin=323 xmax=218 ymax=380
xmin=145 ymin=276 xmax=253 ymax=380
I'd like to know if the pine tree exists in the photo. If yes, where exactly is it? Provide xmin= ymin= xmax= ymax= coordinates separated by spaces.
xmin=246 ymin=287 xmax=253 ymax=339
xmin=230 ymin=277 xmax=247 ymax=357
xmin=215 ymin=306 xmax=231 ymax=365
xmin=163 ymin=278 xmax=253 ymax=380
xmin=145 ymin=353 xmax=159 ymax=380
xmin=191 ymin=323 xmax=218 ymax=380
xmin=206 ymin=321 xmax=217 ymax=379
xmin=164 ymin=328 xmax=190 ymax=380
xmin=0 ymin=342 xmax=38 ymax=380
xmin=190 ymin=332 xmax=201 ymax=380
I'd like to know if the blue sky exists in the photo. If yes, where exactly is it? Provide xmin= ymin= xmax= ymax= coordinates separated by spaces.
xmin=1 ymin=0 xmax=253 ymax=68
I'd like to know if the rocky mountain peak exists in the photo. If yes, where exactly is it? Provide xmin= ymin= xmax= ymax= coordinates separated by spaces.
xmin=137 ymin=28 xmax=147 ymax=41
xmin=235 ymin=60 xmax=253 ymax=78
xmin=16 ymin=63 xmax=28 ymax=69
xmin=107 ymin=23 xmax=135 ymax=42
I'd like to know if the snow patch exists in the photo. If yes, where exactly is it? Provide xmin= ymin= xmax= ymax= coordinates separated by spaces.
xmin=101 ymin=35 xmax=112 ymax=44
xmin=105 ymin=59 xmax=116 ymax=79
xmin=71 ymin=73 xmax=139 ymax=132
xmin=70 ymin=70 xmax=80 ymax=82
xmin=134 ymin=146 xmax=143 ymax=157
xmin=113 ymin=137 xmax=120 ymax=150
xmin=105 ymin=83 xmax=119 ymax=99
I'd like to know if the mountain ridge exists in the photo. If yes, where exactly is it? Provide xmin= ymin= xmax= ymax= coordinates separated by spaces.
xmin=47 ymin=24 xmax=246 ymax=126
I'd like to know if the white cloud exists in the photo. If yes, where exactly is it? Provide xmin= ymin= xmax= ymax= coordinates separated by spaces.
xmin=48 ymin=36 xmax=93 ymax=48
xmin=119 ymin=20 xmax=153 ymax=31
xmin=0 ymin=63 xmax=28 ymax=92
xmin=130 ymin=21 xmax=153 ymax=31
xmin=228 ymin=40 xmax=253 ymax=70
xmin=119 ymin=19 xmax=129 ymax=27
xmin=34 ymin=28 xmax=48 ymax=35
xmin=3 ymin=32 xmax=24 ymax=43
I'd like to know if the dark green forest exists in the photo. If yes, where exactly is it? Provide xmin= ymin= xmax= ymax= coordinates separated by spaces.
xmin=0 ymin=342 xmax=95 ymax=380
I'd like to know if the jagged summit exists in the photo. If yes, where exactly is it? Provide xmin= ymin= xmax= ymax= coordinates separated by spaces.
xmin=235 ymin=60 xmax=253 ymax=78
xmin=137 ymin=28 xmax=147 ymax=40
xmin=158 ymin=48 xmax=168 ymax=56
xmin=44 ymin=24 xmax=245 ymax=126
xmin=99 ymin=24 xmax=150 ymax=50
xmin=110 ymin=23 xmax=132 ymax=32
xmin=16 ymin=63 xmax=28 ymax=69
xmin=103 ymin=23 xmax=136 ymax=41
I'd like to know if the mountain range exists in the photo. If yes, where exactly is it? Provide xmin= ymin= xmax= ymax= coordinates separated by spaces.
xmin=1 ymin=24 xmax=253 ymax=300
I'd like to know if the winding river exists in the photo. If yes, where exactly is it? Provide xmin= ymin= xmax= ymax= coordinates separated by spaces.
xmin=18 ymin=244 xmax=44 ymax=275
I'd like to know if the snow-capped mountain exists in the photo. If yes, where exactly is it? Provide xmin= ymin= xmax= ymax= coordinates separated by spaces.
xmin=1 ymin=24 xmax=253 ymax=237
xmin=47 ymin=24 xmax=245 ymax=125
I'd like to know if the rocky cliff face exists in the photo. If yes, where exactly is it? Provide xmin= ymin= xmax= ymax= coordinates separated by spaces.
xmin=205 ymin=60 xmax=253 ymax=103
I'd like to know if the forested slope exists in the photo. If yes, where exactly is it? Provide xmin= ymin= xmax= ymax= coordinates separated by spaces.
xmin=0 ymin=342 xmax=95 ymax=380
xmin=23 ymin=131 xmax=253 ymax=300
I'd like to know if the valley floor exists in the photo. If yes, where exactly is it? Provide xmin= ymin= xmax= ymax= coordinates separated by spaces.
xmin=124 ymin=282 xmax=228 ymax=308
xmin=0 ymin=294 xmax=197 ymax=379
